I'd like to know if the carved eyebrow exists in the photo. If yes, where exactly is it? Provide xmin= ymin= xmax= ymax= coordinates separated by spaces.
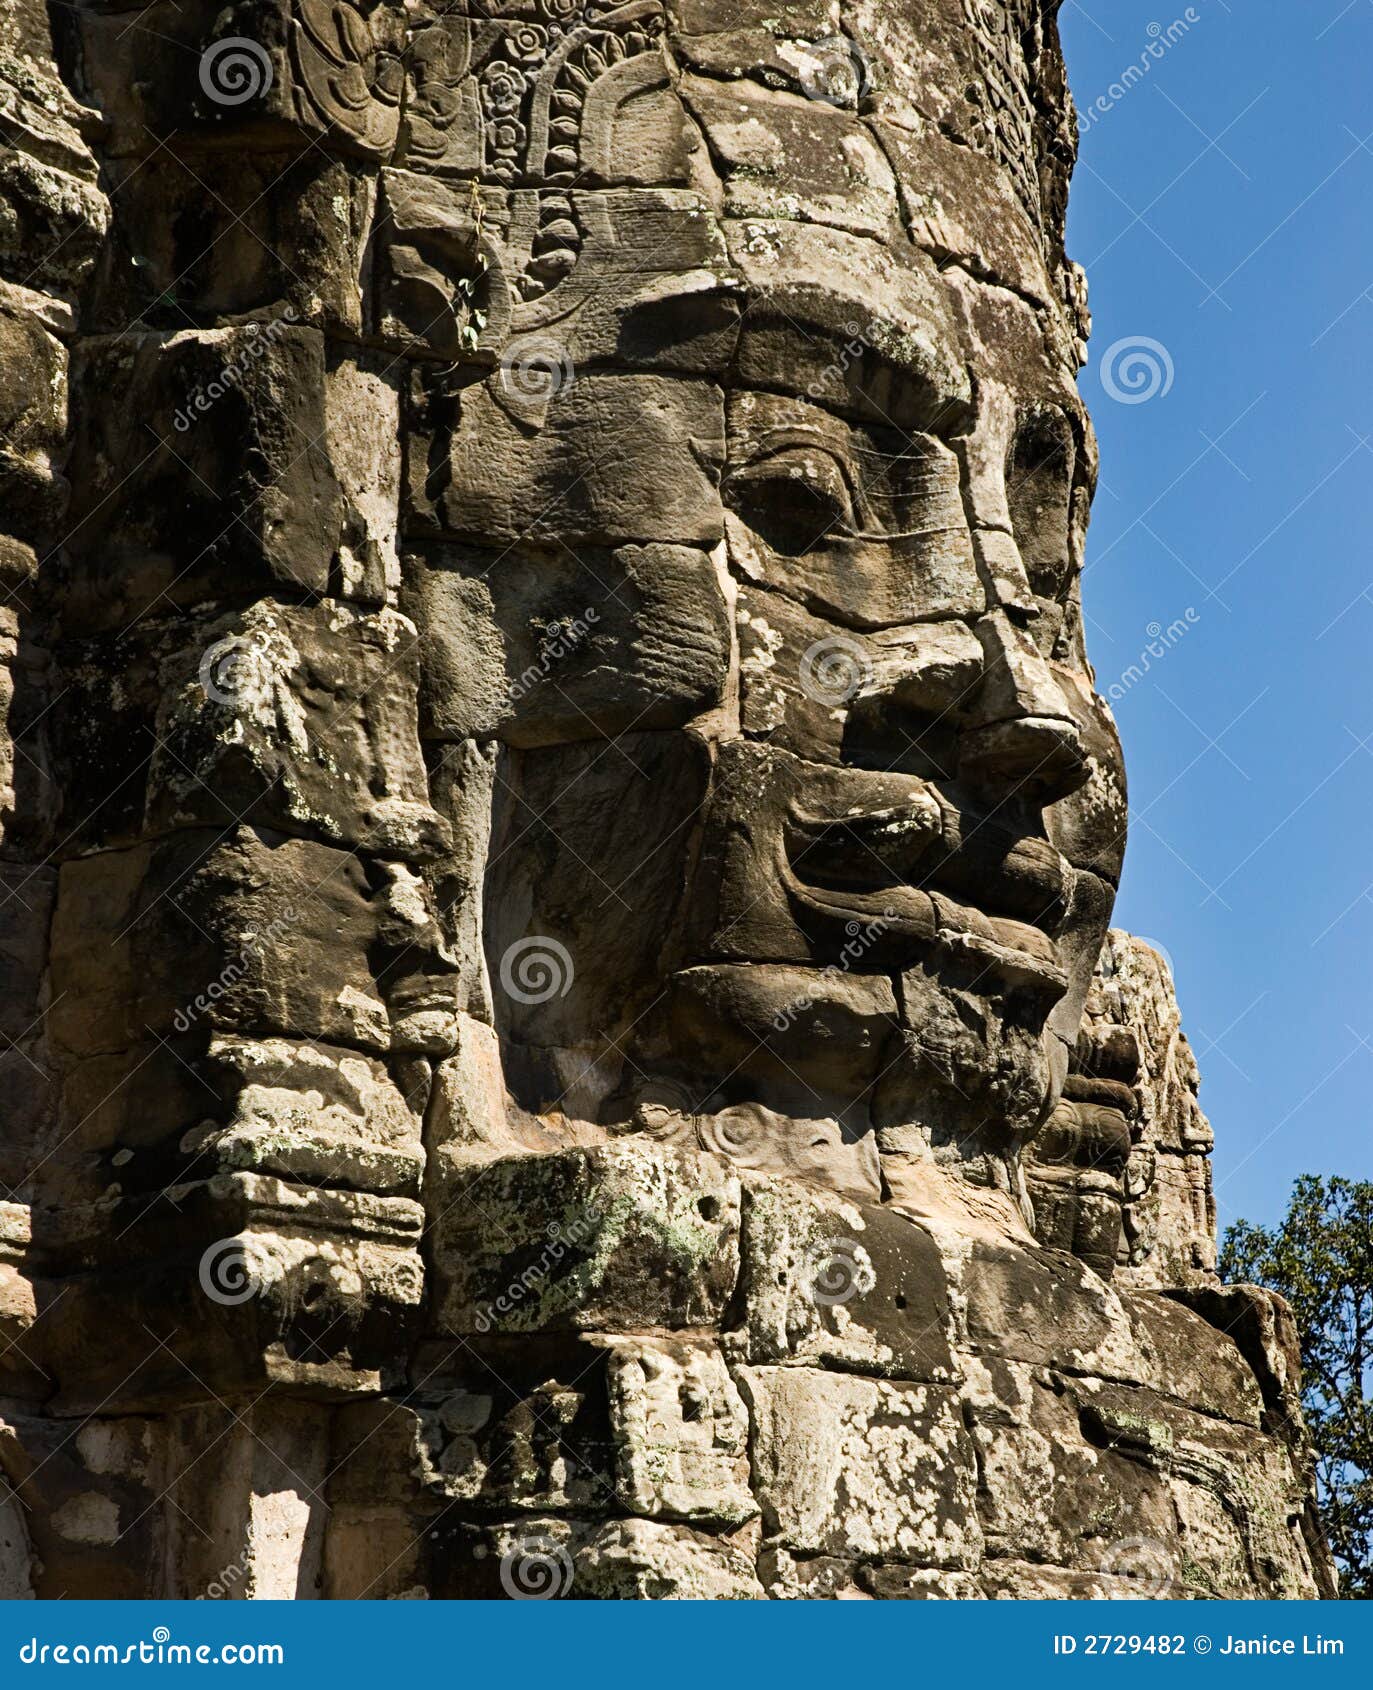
xmin=741 ymin=316 xmax=975 ymax=438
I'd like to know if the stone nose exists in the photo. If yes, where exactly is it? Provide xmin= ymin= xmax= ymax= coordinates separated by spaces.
xmin=959 ymin=611 xmax=1090 ymax=804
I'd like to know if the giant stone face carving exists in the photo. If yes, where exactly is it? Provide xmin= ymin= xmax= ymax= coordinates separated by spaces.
xmin=398 ymin=0 xmax=1126 ymax=1248
xmin=0 ymin=0 xmax=1332 ymax=1601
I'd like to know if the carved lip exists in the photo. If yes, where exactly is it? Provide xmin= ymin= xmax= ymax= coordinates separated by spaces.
xmin=781 ymin=798 xmax=1070 ymax=1003
xmin=784 ymin=798 xmax=1070 ymax=926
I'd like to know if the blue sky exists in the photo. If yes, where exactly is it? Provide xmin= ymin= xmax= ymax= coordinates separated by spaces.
xmin=1060 ymin=0 xmax=1373 ymax=1234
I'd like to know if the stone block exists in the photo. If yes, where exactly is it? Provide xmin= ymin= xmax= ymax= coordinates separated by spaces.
xmin=737 ymin=1180 xmax=955 ymax=1380
xmin=62 ymin=327 xmax=345 ymax=626
xmin=737 ymin=1366 xmax=981 ymax=1567
xmin=604 ymin=1336 xmax=756 ymax=1525
xmin=406 ymin=372 xmax=726 ymax=550
xmin=431 ymin=1143 xmax=740 ymax=1335
xmin=404 ymin=540 xmax=729 ymax=747
xmin=49 ymin=829 xmax=391 ymax=1058
xmin=44 ymin=1173 xmax=424 ymax=1412
xmin=75 ymin=0 xmax=405 ymax=160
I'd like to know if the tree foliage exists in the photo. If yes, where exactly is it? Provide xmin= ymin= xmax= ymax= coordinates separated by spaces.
xmin=1221 ymin=1175 xmax=1373 ymax=1598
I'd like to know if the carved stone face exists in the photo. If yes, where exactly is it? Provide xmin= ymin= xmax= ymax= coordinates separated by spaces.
xmin=399 ymin=1 xmax=1127 ymax=1231
xmin=4 ymin=0 xmax=1328 ymax=1607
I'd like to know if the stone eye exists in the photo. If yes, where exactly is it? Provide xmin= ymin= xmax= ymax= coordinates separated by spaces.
xmin=725 ymin=448 xmax=854 ymax=556
xmin=1005 ymin=410 xmax=1075 ymax=600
